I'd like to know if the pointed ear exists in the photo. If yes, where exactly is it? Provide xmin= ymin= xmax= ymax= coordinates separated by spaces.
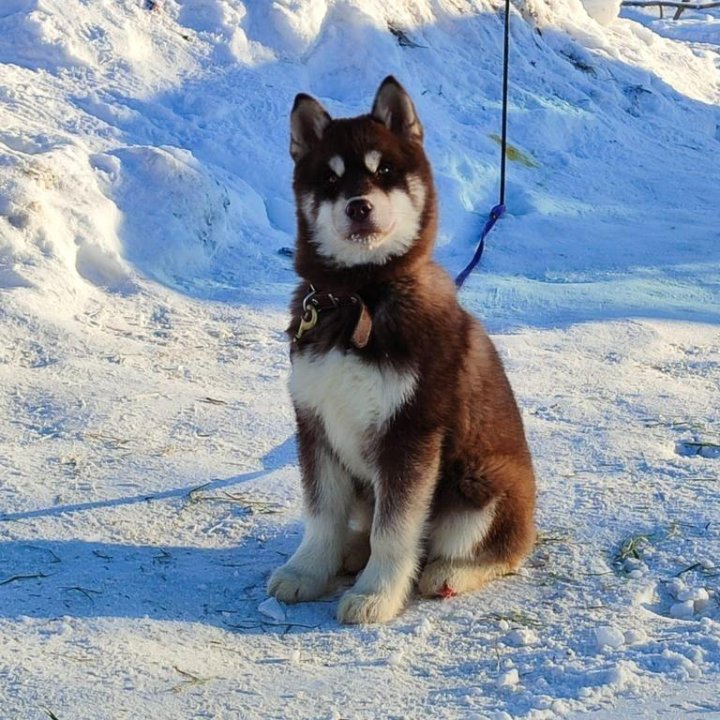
xmin=371 ymin=76 xmax=423 ymax=143
xmin=290 ymin=94 xmax=331 ymax=162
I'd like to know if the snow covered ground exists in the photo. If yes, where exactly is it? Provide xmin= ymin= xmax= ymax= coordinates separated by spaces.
xmin=1 ymin=1 xmax=719 ymax=718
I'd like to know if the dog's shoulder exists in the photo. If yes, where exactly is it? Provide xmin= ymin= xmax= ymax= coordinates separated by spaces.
xmin=371 ymin=263 xmax=470 ymax=353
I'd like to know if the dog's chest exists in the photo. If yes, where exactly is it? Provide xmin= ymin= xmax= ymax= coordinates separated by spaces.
xmin=289 ymin=349 xmax=417 ymax=481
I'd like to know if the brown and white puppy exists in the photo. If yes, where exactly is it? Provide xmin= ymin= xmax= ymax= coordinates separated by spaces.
xmin=267 ymin=76 xmax=536 ymax=624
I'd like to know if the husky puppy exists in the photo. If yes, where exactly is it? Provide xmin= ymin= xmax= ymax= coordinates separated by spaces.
xmin=267 ymin=76 xmax=536 ymax=624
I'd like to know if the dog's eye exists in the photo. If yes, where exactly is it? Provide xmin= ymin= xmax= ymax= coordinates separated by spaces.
xmin=325 ymin=171 xmax=339 ymax=185
xmin=377 ymin=163 xmax=392 ymax=177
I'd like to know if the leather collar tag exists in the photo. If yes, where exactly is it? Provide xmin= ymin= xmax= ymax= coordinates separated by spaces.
xmin=350 ymin=301 xmax=372 ymax=349
xmin=296 ymin=287 xmax=373 ymax=349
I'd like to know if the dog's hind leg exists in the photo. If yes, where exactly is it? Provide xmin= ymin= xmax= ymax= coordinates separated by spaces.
xmin=419 ymin=556 xmax=513 ymax=597
xmin=420 ymin=458 xmax=535 ymax=598
xmin=342 ymin=488 xmax=373 ymax=575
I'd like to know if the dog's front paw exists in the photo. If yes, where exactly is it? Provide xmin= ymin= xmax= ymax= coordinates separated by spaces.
xmin=267 ymin=564 xmax=329 ymax=603
xmin=336 ymin=590 xmax=402 ymax=624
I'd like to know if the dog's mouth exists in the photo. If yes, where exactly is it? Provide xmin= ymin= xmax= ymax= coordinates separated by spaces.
xmin=345 ymin=222 xmax=395 ymax=246
xmin=347 ymin=231 xmax=378 ymax=245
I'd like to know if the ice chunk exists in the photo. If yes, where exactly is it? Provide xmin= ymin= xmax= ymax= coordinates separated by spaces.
xmin=624 ymin=628 xmax=648 ymax=645
xmin=497 ymin=668 xmax=519 ymax=688
xmin=676 ymin=587 xmax=708 ymax=603
xmin=595 ymin=626 xmax=625 ymax=649
xmin=387 ymin=650 xmax=404 ymax=666
xmin=669 ymin=600 xmax=695 ymax=619
xmin=506 ymin=628 xmax=539 ymax=647
xmin=258 ymin=597 xmax=287 ymax=622
xmin=667 ymin=578 xmax=686 ymax=599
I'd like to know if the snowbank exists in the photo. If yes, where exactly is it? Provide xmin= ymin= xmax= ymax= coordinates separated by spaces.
xmin=582 ymin=0 xmax=622 ymax=25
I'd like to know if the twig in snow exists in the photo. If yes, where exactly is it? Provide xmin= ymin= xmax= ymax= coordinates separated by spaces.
xmin=198 ymin=396 xmax=228 ymax=405
xmin=545 ymin=571 xmax=583 ymax=586
xmin=675 ymin=562 xmax=720 ymax=578
xmin=224 ymin=619 xmax=322 ymax=632
xmin=487 ymin=610 xmax=542 ymax=628
xmin=643 ymin=416 xmax=707 ymax=432
xmin=615 ymin=532 xmax=656 ymax=563
xmin=536 ymin=533 xmax=571 ymax=545
xmin=169 ymin=666 xmax=219 ymax=694
xmin=223 ymin=620 xmax=264 ymax=630
xmin=676 ymin=562 xmax=703 ymax=577
xmin=559 ymin=50 xmax=596 ymax=75
xmin=153 ymin=549 xmax=172 ymax=565
xmin=83 ymin=431 xmax=133 ymax=449
xmin=62 ymin=586 xmax=102 ymax=602
xmin=185 ymin=484 xmax=283 ymax=514
xmin=387 ymin=23 xmax=427 ymax=48
xmin=220 ymin=490 xmax=284 ymax=514
xmin=25 ymin=545 xmax=62 ymax=563
xmin=0 ymin=572 xmax=49 ymax=586
xmin=42 ymin=708 xmax=61 ymax=720
xmin=185 ymin=481 xmax=214 ymax=502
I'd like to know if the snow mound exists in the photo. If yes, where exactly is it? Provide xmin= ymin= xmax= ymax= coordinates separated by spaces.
xmin=0 ymin=143 xmax=130 ymax=299
xmin=581 ymin=0 xmax=622 ymax=25
xmin=95 ymin=146 xmax=235 ymax=285
xmin=0 ymin=0 xmax=154 ymax=74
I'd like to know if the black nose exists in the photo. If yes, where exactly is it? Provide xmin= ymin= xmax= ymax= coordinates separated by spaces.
xmin=345 ymin=198 xmax=373 ymax=222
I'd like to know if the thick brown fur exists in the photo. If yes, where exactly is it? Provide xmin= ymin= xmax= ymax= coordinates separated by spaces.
xmin=267 ymin=76 xmax=536 ymax=624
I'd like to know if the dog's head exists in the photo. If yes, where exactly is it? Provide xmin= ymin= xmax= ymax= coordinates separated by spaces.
xmin=290 ymin=76 xmax=435 ymax=272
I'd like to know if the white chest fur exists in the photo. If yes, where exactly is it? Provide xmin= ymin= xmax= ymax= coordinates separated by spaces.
xmin=289 ymin=349 xmax=417 ymax=481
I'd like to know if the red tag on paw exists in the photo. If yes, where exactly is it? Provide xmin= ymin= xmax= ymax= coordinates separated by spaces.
xmin=439 ymin=584 xmax=457 ymax=599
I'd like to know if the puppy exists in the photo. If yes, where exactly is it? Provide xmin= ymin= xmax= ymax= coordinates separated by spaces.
xmin=267 ymin=76 xmax=536 ymax=624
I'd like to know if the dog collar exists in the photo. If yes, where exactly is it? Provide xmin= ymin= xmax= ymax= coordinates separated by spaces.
xmin=294 ymin=285 xmax=372 ymax=349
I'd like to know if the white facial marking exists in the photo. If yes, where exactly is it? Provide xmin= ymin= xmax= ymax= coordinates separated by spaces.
xmin=300 ymin=192 xmax=316 ymax=222
xmin=405 ymin=172 xmax=427 ymax=211
xmin=309 ymin=173 xmax=426 ymax=267
xmin=289 ymin=350 xmax=417 ymax=483
xmin=328 ymin=155 xmax=345 ymax=177
xmin=364 ymin=150 xmax=381 ymax=174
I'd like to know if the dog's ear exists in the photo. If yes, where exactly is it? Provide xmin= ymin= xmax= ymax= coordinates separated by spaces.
xmin=371 ymin=76 xmax=423 ymax=143
xmin=290 ymin=94 xmax=331 ymax=162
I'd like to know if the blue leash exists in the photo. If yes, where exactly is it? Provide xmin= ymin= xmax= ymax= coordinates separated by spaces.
xmin=454 ymin=202 xmax=505 ymax=287
xmin=455 ymin=0 xmax=511 ymax=288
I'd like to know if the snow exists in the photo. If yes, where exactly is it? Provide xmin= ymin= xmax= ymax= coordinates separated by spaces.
xmin=498 ymin=668 xmax=521 ymax=687
xmin=1 ymin=1 xmax=719 ymax=718
xmin=595 ymin=626 xmax=626 ymax=649
xmin=507 ymin=627 xmax=540 ymax=647
xmin=581 ymin=0 xmax=622 ymax=26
